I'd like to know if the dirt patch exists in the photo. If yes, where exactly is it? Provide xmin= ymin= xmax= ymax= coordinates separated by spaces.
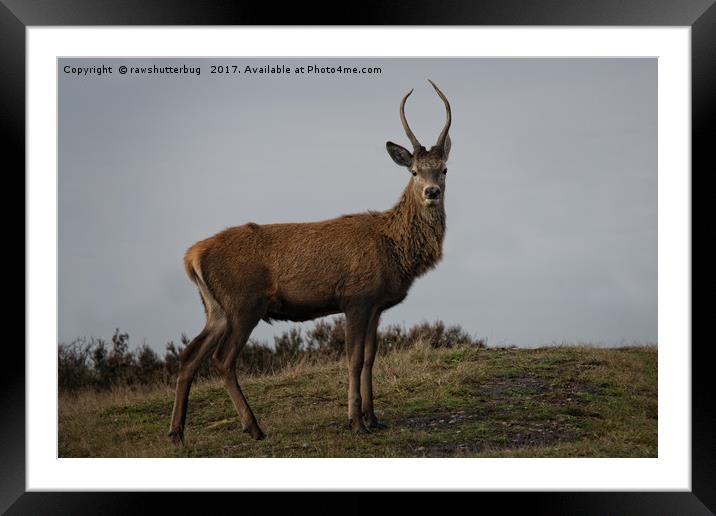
xmin=403 ymin=409 xmax=479 ymax=429
xmin=477 ymin=376 xmax=600 ymax=406
xmin=409 ymin=419 xmax=579 ymax=457
xmin=478 ymin=375 xmax=553 ymax=397
xmin=395 ymin=374 xmax=601 ymax=456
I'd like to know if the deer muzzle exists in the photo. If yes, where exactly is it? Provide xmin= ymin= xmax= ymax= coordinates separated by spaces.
xmin=423 ymin=186 xmax=442 ymax=205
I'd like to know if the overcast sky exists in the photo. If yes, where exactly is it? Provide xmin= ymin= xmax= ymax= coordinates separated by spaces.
xmin=58 ymin=58 xmax=657 ymax=350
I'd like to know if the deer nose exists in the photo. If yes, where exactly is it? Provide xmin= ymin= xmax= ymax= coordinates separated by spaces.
xmin=424 ymin=186 xmax=441 ymax=199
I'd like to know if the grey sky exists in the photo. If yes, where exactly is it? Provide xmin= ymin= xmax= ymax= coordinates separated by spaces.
xmin=58 ymin=58 xmax=657 ymax=350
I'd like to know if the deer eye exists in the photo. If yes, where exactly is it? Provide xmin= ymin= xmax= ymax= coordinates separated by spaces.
xmin=411 ymin=171 xmax=417 ymax=177
xmin=442 ymin=168 xmax=448 ymax=175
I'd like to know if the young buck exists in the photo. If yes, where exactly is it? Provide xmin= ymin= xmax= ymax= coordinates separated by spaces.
xmin=169 ymin=80 xmax=452 ymax=443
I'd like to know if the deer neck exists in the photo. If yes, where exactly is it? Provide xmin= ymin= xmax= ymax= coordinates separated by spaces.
xmin=381 ymin=183 xmax=446 ymax=281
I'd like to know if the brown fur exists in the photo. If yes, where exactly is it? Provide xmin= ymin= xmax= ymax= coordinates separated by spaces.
xmin=169 ymin=82 xmax=452 ymax=443
xmin=193 ymin=180 xmax=444 ymax=325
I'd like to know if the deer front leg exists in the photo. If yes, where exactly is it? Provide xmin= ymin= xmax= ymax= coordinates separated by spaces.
xmin=361 ymin=311 xmax=386 ymax=429
xmin=345 ymin=309 xmax=370 ymax=434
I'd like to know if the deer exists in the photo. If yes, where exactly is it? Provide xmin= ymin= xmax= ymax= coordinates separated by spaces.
xmin=168 ymin=80 xmax=452 ymax=444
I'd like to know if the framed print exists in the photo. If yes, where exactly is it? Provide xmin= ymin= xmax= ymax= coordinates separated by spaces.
xmin=6 ymin=0 xmax=712 ymax=513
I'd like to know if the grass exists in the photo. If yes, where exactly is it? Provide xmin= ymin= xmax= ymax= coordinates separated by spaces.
xmin=58 ymin=343 xmax=657 ymax=458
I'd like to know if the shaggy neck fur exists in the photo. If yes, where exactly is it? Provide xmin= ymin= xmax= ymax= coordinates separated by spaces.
xmin=380 ymin=182 xmax=446 ymax=282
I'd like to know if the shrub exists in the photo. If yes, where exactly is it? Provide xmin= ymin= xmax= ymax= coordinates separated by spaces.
xmin=58 ymin=319 xmax=484 ymax=392
xmin=58 ymin=339 xmax=94 ymax=391
xmin=405 ymin=320 xmax=480 ymax=348
xmin=306 ymin=317 xmax=346 ymax=358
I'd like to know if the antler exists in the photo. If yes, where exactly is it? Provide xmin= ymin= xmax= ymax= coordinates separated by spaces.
xmin=428 ymin=79 xmax=451 ymax=149
xmin=400 ymin=89 xmax=422 ymax=151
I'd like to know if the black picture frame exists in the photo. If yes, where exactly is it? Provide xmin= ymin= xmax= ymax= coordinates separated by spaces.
xmin=5 ymin=1 xmax=711 ymax=514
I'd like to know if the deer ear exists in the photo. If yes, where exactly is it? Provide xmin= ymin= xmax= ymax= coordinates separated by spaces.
xmin=386 ymin=142 xmax=413 ymax=167
xmin=443 ymin=134 xmax=451 ymax=160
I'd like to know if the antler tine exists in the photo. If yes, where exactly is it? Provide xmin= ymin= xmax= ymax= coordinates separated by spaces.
xmin=400 ymin=89 xmax=422 ymax=151
xmin=428 ymin=79 xmax=451 ymax=149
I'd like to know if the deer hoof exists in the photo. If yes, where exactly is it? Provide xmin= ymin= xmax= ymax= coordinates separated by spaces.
xmin=348 ymin=419 xmax=372 ymax=434
xmin=363 ymin=412 xmax=387 ymax=429
xmin=247 ymin=424 xmax=266 ymax=440
xmin=168 ymin=428 xmax=184 ymax=446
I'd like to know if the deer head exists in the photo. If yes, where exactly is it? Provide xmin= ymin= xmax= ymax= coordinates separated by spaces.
xmin=386 ymin=80 xmax=451 ymax=208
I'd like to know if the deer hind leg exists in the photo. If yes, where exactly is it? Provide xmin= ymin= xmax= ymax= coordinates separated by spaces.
xmin=168 ymin=316 xmax=227 ymax=445
xmin=345 ymin=308 xmax=371 ymax=434
xmin=361 ymin=310 xmax=386 ymax=429
xmin=169 ymin=264 xmax=228 ymax=445
xmin=212 ymin=312 xmax=265 ymax=440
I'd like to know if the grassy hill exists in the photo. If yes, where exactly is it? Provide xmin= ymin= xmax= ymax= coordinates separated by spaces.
xmin=58 ymin=343 xmax=657 ymax=458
